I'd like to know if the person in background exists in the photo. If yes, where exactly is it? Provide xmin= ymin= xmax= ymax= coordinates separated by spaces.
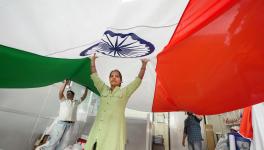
xmin=182 ymin=112 xmax=203 ymax=150
xmin=36 ymin=80 xmax=88 ymax=150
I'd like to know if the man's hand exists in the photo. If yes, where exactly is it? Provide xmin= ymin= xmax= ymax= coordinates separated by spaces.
xmin=91 ymin=53 xmax=98 ymax=73
xmin=194 ymin=114 xmax=203 ymax=120
xmin=81 ymin=88 xmax=88 ymax=101
xmin=60 ymin=79 xmax=70 ymax=100
xmin=182 ymin=133 xmax=187 ymax=147
xmin=182 ymin=140 xmax=185 ymax=147
xmin=64 ymin=79 xmax=70 ymax=85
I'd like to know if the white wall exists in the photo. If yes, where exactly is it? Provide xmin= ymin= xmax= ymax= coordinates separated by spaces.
xmin=169 ymin=112 xmax=188 ymax=150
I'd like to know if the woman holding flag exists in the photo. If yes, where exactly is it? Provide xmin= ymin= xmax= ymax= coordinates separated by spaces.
xmin=85 ymin=54 xmax=148 ymax=150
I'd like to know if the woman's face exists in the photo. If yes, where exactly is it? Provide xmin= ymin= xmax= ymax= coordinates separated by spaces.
xmin=109 ymin=71 xmax=122 ymax=87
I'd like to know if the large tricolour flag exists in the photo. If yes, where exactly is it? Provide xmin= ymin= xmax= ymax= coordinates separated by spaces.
xmin=1 ymin=0 xmax=264 ymax=114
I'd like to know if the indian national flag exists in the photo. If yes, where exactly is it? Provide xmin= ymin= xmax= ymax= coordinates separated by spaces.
xmin=1 ymin=0 xmax=264 ymax=114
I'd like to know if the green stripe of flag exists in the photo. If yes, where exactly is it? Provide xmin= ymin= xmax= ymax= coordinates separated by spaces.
xmin=0 ymin=44 xmax=99 ymax=94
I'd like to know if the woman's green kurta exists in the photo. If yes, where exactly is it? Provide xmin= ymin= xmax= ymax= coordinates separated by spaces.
xmin=85 ymin=73 xmax=141 ymax=150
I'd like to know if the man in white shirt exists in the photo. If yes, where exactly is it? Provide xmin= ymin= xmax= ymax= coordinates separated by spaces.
xmin=37 ymin=80 xmax=88 ymax=150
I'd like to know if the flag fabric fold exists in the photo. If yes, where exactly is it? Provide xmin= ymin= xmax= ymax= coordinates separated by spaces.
xmin=0 ymin=44 xmax=99 ymax=94
xmin=153 ymin=0 xmax=264 ymax=114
